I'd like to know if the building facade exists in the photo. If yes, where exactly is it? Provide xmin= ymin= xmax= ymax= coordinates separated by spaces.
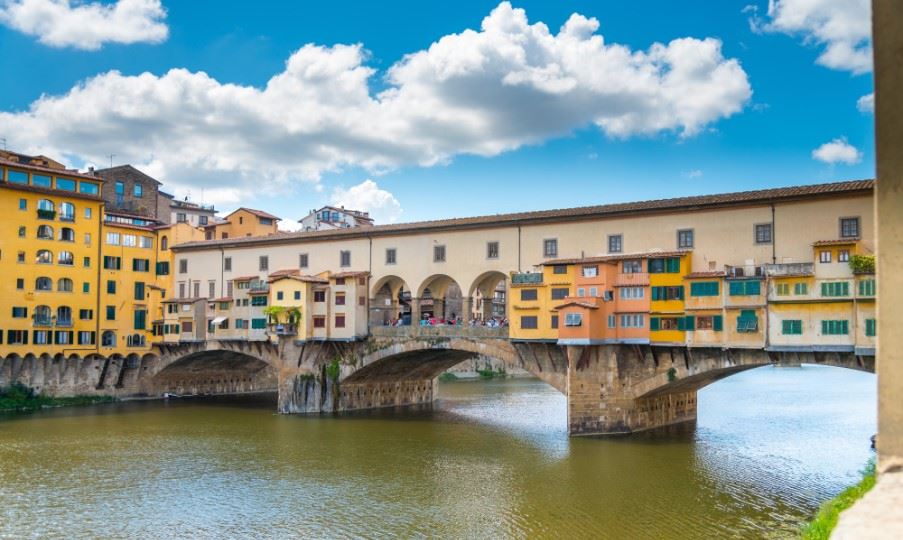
xmin=298 ymin=205 xmax=374 ymax=231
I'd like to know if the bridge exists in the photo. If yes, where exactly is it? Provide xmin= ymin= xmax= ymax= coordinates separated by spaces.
xmin=2 ymin=327 xmax=873 ymax=435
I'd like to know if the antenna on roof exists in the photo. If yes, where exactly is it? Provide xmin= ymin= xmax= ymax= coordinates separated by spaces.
xmin=108 ymin=154 xmax=115 ymax=168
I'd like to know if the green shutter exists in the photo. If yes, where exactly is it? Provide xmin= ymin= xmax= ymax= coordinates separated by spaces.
xmin=650 ymin=317 xmax=660 ymax=331
xmin=134 ymin=282 xmax=145 ymax=301
xmin=651 ymin=287 xmax=660 ymax=301
xmin=134 ymin=310 xmax=146 ymax=330
xmin=821 ymin=320 xmax=828 ymax=334
xmin=685 ymin=315 xmax=695 ymax=331
xmin=746 ymin=281 xmax=761 ymax=295
xmin=713 ymin=315 xmax=723 ymax=331
xmin=690 ymin=282 xmax=701 ymax=296
xmin=667 ymin=257 xmax=680 ymax=273
xmin=729 ymin=282 xmax=743 ymax=295
xmin=677 ymin=317 xmax=686 ymax=331
xmin=866 ymin=319 xmax=876 ymax=337
xmin=821 ymin=283 xmax=829 ymax=297
xmin=841 ymin=282 xmax=849 ymax=296
xmin=677 ymin=287 xmax=684 ymax=300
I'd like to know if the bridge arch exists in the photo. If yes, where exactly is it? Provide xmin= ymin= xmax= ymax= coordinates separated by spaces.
xmin=468 ymin=270 xmax=508 ymax=321
xmin=417 ymin=274 xmax=464 ymax=321
xmin=370 ymin=274 xmax=413 ymax=325
xmin=148 ymin=342 xmax=280 ymax=396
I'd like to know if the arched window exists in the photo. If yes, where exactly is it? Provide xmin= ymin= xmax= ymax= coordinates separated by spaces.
xmin=18 ymin=226 xmax=25 ymax=238
xmin=34 ymin=305 xmax=52 ymax=325
xmin=101 ymin=331 xmax=116 ymax=347
xmin=59 ymin=227 xmax=75 ymax=242
xmin=35 ymin=277 xmax=53 ymax=291
xmin=56 ymin=306 xmax=72 ymax=326
xmin=37 ymin=199 xmax=54 ymax=211
xmin=126 ymin=334 xmax=146 ymax=347
xmin=161 ymin=236 xmax=168 ymax=251
xmin=35 ymin=250 xmax=53 ymax=264
xmin=57 ymin=278 xmax=73 ymax=292
xmin=58 ymin=251 xmax=74 ymax=266
xmin=59 ymin=202 xmax=75 ymax=221
xmin=37 ymin=225 xmax=54 ymax=240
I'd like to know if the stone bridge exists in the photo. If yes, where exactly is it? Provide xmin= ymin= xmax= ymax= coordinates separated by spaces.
xmin=0 ymin=328 xmax=875 ymax=435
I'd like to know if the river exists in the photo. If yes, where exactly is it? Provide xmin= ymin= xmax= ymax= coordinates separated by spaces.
xmin=0 ymin=364 xmax=875 ymax=539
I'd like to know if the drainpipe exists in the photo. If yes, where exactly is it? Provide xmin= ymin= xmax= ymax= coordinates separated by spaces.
xmin=771 ymin=203 xmax=776 ymax=264
xmin=95 ymin=201 xmax=103 ymax=355
xmin=517 ymin=225 xmax=522 ymax=272
xmin=220 ymin=247 xmax=225 ymax=297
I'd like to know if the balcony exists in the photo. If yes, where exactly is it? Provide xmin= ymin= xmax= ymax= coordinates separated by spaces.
xmin=271 ymin=323 xmax=298 ymax=336
xmin=249 ymin=282 xmax=269 ymax=293
xmin=511 ymin=272 xmax=542 ymax=285
xmin=59 ymin=213 xmax=75 ymax=222
xmin=56 ymin=319 xmax=73 ymax=328
xmin=725 ymin=265 xmax=765 ymax=279
xmin=615 ymin=272 xmax=650 ymax=287
xmin=766 ymin=263 xmax=814 ymax=277
xmin=33 ymin=317 xmax=53 ymax=327
xmin=36 ymin=209 xmax=56 ymax=220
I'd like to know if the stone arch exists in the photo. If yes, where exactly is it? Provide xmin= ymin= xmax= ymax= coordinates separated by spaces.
xmin=417 ymin=274 xmax=464 ymax=321
xmin=468 ymin=270 xmax=508 ymax=321
xmin=370 ymin=275 xmax=413 ymax=326
xmin=150 ymin=347 xmax=278 ymax=397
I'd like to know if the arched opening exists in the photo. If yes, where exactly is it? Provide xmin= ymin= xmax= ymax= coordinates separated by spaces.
xmin=161 ymin=236 xmax=168 ymax=250
xmin=33 ymin=305 xmax=52 ymax=326
xmin=468 ymin=271 xmax=509 ymax=324
xmin=56 ymin=306 xmax=72 ymax=327
xmin=36 ymin=224 xmax=54 ymax=240
xmin=59 ymin=227 xmax=75 ymax=242
xmin=58 ymin=251 xmax=74 ymax=266
xmin=417 ymin=274 xmax=464 ymax=324
xmin=59 ymin=202 xmax=75 ymax=221
xmin=35 ymin=276 xmax=52 ymax=291
xmin=152 ymin=350 xmax=277 ymax=397
xmin=57 ymin=277 xmax=73 ymax=292
xmin=35 ymin=249 xmax=53 ymax=264
xmin=370 ymin=275 xmax=413 ymax=326
xmin=101 ymin=331 xmax=116 ymax=348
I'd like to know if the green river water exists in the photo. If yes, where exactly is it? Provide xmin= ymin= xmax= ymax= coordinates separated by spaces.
xmin=0 ymin=364 xmax=875 ymax=539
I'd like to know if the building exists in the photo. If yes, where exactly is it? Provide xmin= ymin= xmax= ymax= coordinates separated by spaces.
xmin=298 ymin=205 xmax=373 ymax=231
xmin=95 ymin=165 xmax=167 ymax=219
xmin=204 ymin=208 xmax=280 ymax=240
xmin=166 ymin=195 xmax=217 ymax=227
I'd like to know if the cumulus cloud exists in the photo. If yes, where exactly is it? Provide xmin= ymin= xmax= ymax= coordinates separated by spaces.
xmin=812 ymin=137 xmax=862 ymax=164
xmin=682 ymin=169 xmax=703 ymax=179
xmin=753 ymin=0 xmax=871 ymax=74
xmin=857 ymin=92 xmax=873 ymax=113
xmin=0 ymin=0 xmax=168 ymax=50
xmin=331 ymin=180 xmax=402 ymax=224
xmin=0 ymin=2 xmax=751 ymax=201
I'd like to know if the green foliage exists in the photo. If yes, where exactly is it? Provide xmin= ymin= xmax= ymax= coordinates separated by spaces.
xmin=849 ymin=254 xmax=875 ymax=274
xmin=667 ymin=367 xmax=678 ymax=382
xmin=325 ymin=359 xmax=341 ymax=382
xmin=800 ymin=459 xmax=876 ymax=539
xmin=0 ymin=383 xmax=115 ymax=412
xmin=438 ymin=373 xmax=459 ymax=382
xmin=263 ymin=305 xmax=286 ymax=323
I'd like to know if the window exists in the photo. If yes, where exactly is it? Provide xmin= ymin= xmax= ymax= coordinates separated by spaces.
xmin=78 ymin=332 xmax=95 ymax=345
xmin=552 ymin=265 xmax=567 ymax=275
xmin=31 ymin=174 xmax=51 ymax=188
xmin=7 ymin=330 xmax=28 ymax=345
xmin=85 ymin=208 xmax=92 ymax=219
xmin=619 ymin=287 xmax=644 ymax=299
xmin=10 ymin=171 xmax=28 ymax=184
xmin=18 ymin=226 xmax=25 ymax=238
xmin=677 ymin=229 xmax=694 ymax=249
xmin=865 ymin=318 xmax=876 ymax=337
xmin=135 ymin=282 xmax=146 ymax=300
xmin=340 ymin=251 xmax=351 ymax=267
xmin=620 ymin=314 xmax=645 ymax=328
xmin=227 ymin=281 xmax=233 ymax=297
xmin=107 ymin=280 xmax=117 ymax=294
xmin=57 ymin=278 xmax=73 ymax=292
xmin=696 ymin=316 xmax=714 ymax=330
xmin=56 ymin=178 xmax=76 ymax=191
xmin=33 ymin=330 xmax=50 ymax=345
xmin=12 ymin=307 xmax=27 ymax=318
xmin=59 ymin=202 xmax=74 ymax=221
xmin=589 ymin=287 xmax=599 ymax=298
xmin=313 ymin=290 xmax=326 ymax=302
xmin=487 ymin=242 xmax=499 ymax=259
xmin=577 ymin=288 xmax=585 ymax=297
xmin=775 ymin=283 xmax=790 ymax=296
xmin=177 ymin=213 xmax=187 ymax=223
xmin=582 ymin=266 xmax=598 ymax=278
xmin=755 ymin=223 xmax=773 ymax=244
xmin=543 ymin=239 xmax=558 ymax=258
xmin=652 ymin=286 xmax=684 ymax=301
xmin=134 ymin=184 xmax=143 ymax=197
xmin=608 ymin=315 xmax=616 ymax=328
xmin=161 ymin=236 xmax=169 ymax=251
xmin=294 ymin=290 xmax=301 ymax=300
xmin=562 ymin=313 xmax=582 ymax=327
xmin=520 ymin=316 xmax=538 ymax=329
xmin=79 ymin=181 xmax=99 ymax=195
xmin=295 ymin=253 xmax=307 ymax=268
xmin=622 ymin=260 xmax=642 ymax=274
xmin=782 ymin=320 xmax=803 ymax=335
xmin=134 ymin=310 xmax=147 ymax=330
xmin=821 ymin=319 xmax=849 ymax=335
xmin=385 ymin=249 xmax=396 ymax=265
xmin=115 ymin=181 xmax=124 ymax=195
xmin=313 ymin=317 xmax=326 ymax=329
xmin=193 ymin=282 xmax=200 ymax=298
xmin=16 ymin=278 xmax=24 ymax=290
xmin=156 ymin=261 xmax=170 ymax=275
xmin=36 ymin=250 xmax=53 ymax=264
xmin=181 ymin=321 xmax=194 ymax=333
xmin=838 ymin=249 xmax=850 ymax=262
xmin=18 ymin=198 xmax=27 ymax=210
xmin=17 ymin=251 xmax=26 ymax=263
xmin=520 ymin=289 xmax=538 ymax=301
xmin=551 ymin=288 xmax=569 ymax=300
xmin=728 ymin=280 xmax=761 ymax=296
xmin=821 ymin=281 xmax=850 ymax=297
xmin=276 ymin=291 xmax=284 ymax=301
xmin=689 ymin=281 xmax=719 ymax=296
xmin=207 ymin=281 xmax=215 ymax=298
xmin=123 ymin=234 xmax=137 ymax=247
xmin=840 ymin=217 xmax=860 ymax=238
xmin=335 ymin=293 xmax=346 ymax=305
xmin=139 ymin=236 xmax=153 ymax=249
xmin=57 ymin=251 xmax=74 ymax=265
xmin=106 ymin=232 xmax=121 ymax=245
xmin=82 ymin=282 xmax=90 ymax=293
xmin=737 ymin=310 xmax=759 ymax=332
xmin=335 ymin=315 xmax=346 ymax=328
xmin=608 ymin=234 xmax=622 ymax=253
xmin=35 ymin=277 xmax=53 ymax=291
xmin=84 ymin=233 xmax=91 ymax=245
xmin=37 ymin=225 xmax=54 ymax=240
xmin=178 ymin=283 xmax=186 ymax=298
xmin=179 ymin=259 xmax=188 ymax=273
xmin=794 ymin=282 xmax=808 ymax=295
xmin=434 ymin=245 xmax=446 ymax=263
xmin=199 ymin=216 xmax=208 ymax=226
xmin=79 ymin=309 xmax=93 ymax=320
xmin=132 ymin=258 xmax=150 ymax=272
xmin=222 ymin=257 xmax=232 ymax=272
xmin=859 ymin=279 xmax=876 ymax=296
xmin=651 ymin=317 xmax=680 ymax=331
xmin=106 ymin=306 xmax=116 ymax=320
xmin=103 ymin=256 xmax=121 ymax=270
xmin=819 ymin=250 xmax=832 ymax=263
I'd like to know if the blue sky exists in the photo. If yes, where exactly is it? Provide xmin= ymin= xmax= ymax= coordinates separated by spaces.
xmin=0 ymin=0 xmax=874 ymax=226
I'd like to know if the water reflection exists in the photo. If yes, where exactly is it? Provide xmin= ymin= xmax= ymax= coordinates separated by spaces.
xmin=0 ymin=365 xmax=875 ymax=539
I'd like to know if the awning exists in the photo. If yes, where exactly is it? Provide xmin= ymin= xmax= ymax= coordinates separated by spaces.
xmin=211 ymin=316 xmax=227 ymax=326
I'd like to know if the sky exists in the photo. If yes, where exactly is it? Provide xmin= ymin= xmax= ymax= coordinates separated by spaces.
xmin=0 ymin=0 xmax=875 ymax=227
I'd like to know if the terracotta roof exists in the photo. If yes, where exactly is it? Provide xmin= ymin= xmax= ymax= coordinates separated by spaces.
xmin=161 ymin=297 xmax=206 ymax=304
xmin=230 ymin=275 xmax=260 ymax=282
xmin=554 ymin=300 xmax=600 ymax=310
xmin=0 ymin=157 xmax=101 ymax=181
xmin=813 ymin=239 xmax=859 ymax=246
xmin=685 ymin=271 xmax=726 ymax=278
xmin=172 ymin=179 xmax=875 ymax=252
xmin=226 ymin=207 xmax=281 ymax=221
xmin=268 ymin=274 xmax=329 ymax=284
xmin=331 ymin=271 xmax=371 ymax=279
xmin=268 ymin=268 xmax=300 ymax=278
xmin=0 ymin=179 xmax=104 ymax=202
xmin=770 ymin=272 xmax=814 ymax=278
xmin=543 ymin=250 xmax=691 ymax=266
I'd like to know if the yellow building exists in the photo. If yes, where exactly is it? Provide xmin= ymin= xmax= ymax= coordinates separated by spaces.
xmin=648 ymin=251 xmax=691 ymax=345
xmin=205 ymin=207 xmax=280 ymax=240
xmin=0 ymin=157 xmax=105 ymax=357
xmin=509 ymin=263 xmax=575 ymax=341
xmin=683 ymin=272 xmax=725 ymax=347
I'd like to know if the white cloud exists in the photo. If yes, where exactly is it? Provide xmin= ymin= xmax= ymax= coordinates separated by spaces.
xmin=682 ymin=169 xmax=703 ymax=179
xmin=753 ymin=0 xmax=871 ymax=74
xmin=0 ymin=2 xmax=751 ymax=200
xmin=857 ymin=92 xmax=874 ymax=113
xmin=0 ymin=0 xmax=168 ymax=50
xmin=812 ymin=137 xmax=862 ymax=164
xmin=331 ymin=179 xmax=402 ymax=224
